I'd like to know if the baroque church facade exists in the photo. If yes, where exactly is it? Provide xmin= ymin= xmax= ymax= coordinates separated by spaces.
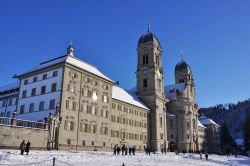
xmin=0 ymin=27 xmax=219 ymax=153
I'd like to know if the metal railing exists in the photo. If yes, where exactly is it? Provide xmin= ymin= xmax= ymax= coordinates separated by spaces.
xmin=0 ymin=116 xmax=47 ymax=129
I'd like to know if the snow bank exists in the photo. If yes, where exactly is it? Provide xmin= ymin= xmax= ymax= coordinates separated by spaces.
xmin=0 ymin=150 xmax=249 ymax=166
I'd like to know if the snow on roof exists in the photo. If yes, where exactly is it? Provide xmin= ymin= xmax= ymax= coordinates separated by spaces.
xmin=166 ymin=112 xmax=176 ymax=117
xmin=112 ymin=86 xmax=149 ymax=110
xmin=65 ymin=56 xmax=114 ymax=82
xmin=198 ymin=120 xmax=206 ymax=128
xmin=164 ymin=83 xmax=186 ymax=100
xmin=0 ymin=82 xmax=19 ymax=98
xmin=0 ymin=82 xmax=19 ymax=92
xmin=198 ymin=115 xmax=220 ymax=127
xmin=16 ymin=55 xmax=114 ymax=83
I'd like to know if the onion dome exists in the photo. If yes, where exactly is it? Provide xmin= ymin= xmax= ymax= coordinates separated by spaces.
xmin=138 ymin=31 xmax=160 ymax=47
xmin=175 ymin=60 xmax=192 ymax=73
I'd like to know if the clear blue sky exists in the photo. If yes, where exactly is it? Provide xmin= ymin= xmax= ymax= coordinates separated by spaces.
xmin=1 ymin=0 xmax=250 ymax=107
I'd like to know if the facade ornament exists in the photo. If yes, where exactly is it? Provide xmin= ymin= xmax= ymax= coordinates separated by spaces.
xmin=67 ymin=42 xmax=74 ymax=57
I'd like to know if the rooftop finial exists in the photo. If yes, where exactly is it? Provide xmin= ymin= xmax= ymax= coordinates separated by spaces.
xmin=147 ymin=19 xmax=151 ymax=32
xmin=67 ymin=41 xmax=74 ymax=57
xmin=180 ymin=49 xmax=184 ymax=61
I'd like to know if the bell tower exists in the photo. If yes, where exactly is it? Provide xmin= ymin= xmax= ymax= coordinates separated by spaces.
xmin=135 ymin=25 xmax=168 ymax=152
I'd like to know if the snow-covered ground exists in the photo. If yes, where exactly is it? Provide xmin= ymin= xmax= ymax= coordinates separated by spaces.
xmin=0 ymin=150 xmax=249 ymax=166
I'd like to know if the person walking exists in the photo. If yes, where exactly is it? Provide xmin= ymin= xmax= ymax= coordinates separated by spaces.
xmin=117 ymin=146 xmax=121 ymax=155
xmin=199 ymin=152 xmax=202 ymax=160
xmin=113 ymin=145 xmax=117 ymax=155
xmin=20 ymin=140 xmax=25 ymax=155
xmin=25 ymin=140 xmax=31 ymax=155
xmin=205 ymin=153 xmax=208 ymax=160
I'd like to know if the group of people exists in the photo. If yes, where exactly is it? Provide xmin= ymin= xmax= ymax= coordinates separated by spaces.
xmin=113 ymin=145 xmax=136 ymax=155
xmin=199 ymin=152 xmax=209 ymax=160
xmin=20 ymin=140 xmax=31 ymax=155
xmin=144 ymin=146 xmax=153 ymax=155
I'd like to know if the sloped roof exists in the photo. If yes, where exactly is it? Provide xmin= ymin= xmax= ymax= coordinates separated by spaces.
xmin=16 ymin=55 xmax=114 ymax=83
xmin=198 ymin=115 xmax=220 ymax=127
xmin=112 ymin=86 xmax=149 ymax=110
xmin=164 ymin=83 xmax=186 ymax=100
xmin=0 ymin=82 xmax=19 ymax=98
xmin=198 ymin=120 xmax=206 ymax=128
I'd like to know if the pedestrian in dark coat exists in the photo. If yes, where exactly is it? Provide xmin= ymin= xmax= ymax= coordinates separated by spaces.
xmin=20 ymin=140 xmax=25 ymax=155
xmin=25 ymin=140 xmax=31 ymax=155
xmin=117 ymin=146 xmax=121 ymax=155
xmin=125 ymin=146 xmax=128 ymax=155
xmin=161 ymin=148 xmax=164 ymax=154
xmin=122 ymin=145 xmax=125 ymax=155
xmin=205 ymin=153 xmax=208 ymax=160
xmin=113 ymin=145 xmax=117 ymax=155
xmin=132 ymin=146 xmax=135 ymax=155
xmin=129 ymin=147 xmax=132 ymax=155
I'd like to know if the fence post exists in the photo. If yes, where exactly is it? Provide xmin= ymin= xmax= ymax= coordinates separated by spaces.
xmin=53 ymin=157 xmax=56 ymax=166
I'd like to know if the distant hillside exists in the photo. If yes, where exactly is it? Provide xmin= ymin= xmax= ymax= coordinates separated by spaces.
xmin=199 ymin=99 xmax=250 ymax=139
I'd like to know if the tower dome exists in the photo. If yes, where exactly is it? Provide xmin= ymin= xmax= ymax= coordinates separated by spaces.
xmin=138 ymin=31 xmax=160 ymax=47
xmin=175 ymin=60 xmax=192 ymax=73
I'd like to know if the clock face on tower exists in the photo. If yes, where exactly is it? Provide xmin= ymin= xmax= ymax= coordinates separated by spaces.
xmin=142 ymin=69 xmax=148 ymax=76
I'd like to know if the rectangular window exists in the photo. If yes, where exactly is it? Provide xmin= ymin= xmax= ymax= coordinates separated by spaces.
xmin=49 ymin=99 xmax=55 ymax=109
xmin=102 ymin=95 xmax=108 ymax=103
xmin=39 ymin=101 xmax=44 ymax=111
xmin=31 ymin=88 xmax=36 ymax=96
xmin=51 ymin=83 xmax=57 ymax=92
xmin=53 ymin=71 xmax=58 ymax=77
xmin=143 ymin=79 xmax=147 ymax=88
xmin=24 ymin=79 xmax=28 ymax=85
xmin=8 ymin=99 xmax=13 ymax=106
xmin=29 ymin=103 xmax=34 ymax=112
xmin=91 ymin=141 xmax=94 ymax=146
xmin=6 ymin=111 xmax=11 ymax=117
xmin=43 ymin=74 xmax=47 ymax=80
xmin=41 ymin=86 xmax=46 ymax=94
xmin=67 ymin=139 xmax=71 ymax=145
xmin=82 ymin=141 xmax=85 ymax=146
xmin=103 ymin=142 xmax=105 ymax=147
xmin=33 ymin=76 xmax=37 ymax=82
xmin=83 ymin=88 xmax=88 ymax=97
xmin=22 ymin=90 xmax=27 ymax=98
xmin=20 ymin=105 xmax=25 ymax=114
xmin=2 ymin=100 xmax=7 ymax=107
xmin=160 ymin=133 xmax=163 ymax=139
xmin=170 ymin=119 xmax=174 ymax=129
xmin=160 ymin=117 xmax=163 ymax=126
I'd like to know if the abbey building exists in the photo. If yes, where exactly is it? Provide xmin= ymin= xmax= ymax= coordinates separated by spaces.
xmin=0 ymin=28 xmax=220 ymax=153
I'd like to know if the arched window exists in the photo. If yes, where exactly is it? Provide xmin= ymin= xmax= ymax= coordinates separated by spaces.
xmin=143 ymin=79 xmax=147 ymax=88
xmin=143 ymin=54 xmax=148 ymax=65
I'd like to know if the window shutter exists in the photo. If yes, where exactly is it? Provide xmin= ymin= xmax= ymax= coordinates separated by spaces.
xmin=71 ymin=121 xmax=74 ymax=130
xmin=73 ymin=102 xmax=76 ymax=110
xmin=66 ymin=100 xmax=69 ymax=109
xmin=64 ymin=120 xmax=67 ymax=130
xmin=107 ymin=97 xmax=109 ymax=103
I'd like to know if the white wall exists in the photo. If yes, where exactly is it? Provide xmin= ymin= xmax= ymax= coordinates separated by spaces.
xmin=17 ymin=68 xmax=63 ymax=121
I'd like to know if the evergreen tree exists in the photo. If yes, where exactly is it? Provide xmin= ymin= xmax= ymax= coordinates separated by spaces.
xmin=243 ymin=115 xmax=250 ymax=151
xmin=220 ymin=123 xmax=235 ymax=153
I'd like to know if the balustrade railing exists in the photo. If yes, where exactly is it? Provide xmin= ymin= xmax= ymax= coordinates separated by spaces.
xmin=0 ymin=116 xmax=47 ymax=129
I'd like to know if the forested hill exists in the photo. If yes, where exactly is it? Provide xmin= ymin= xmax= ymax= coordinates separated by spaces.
xmin=199 ymin=99 xmax=250 ymax=138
